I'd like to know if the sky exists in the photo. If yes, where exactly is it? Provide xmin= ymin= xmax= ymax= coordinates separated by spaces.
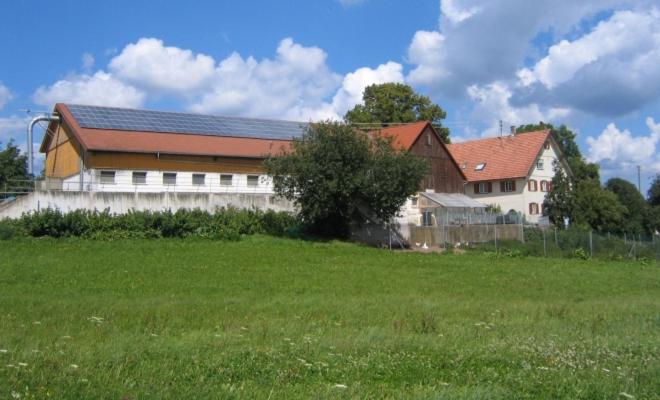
xmin=1 ymin=0 xmax=659 ymax=194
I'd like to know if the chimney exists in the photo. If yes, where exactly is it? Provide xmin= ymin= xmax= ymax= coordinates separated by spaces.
xmin=510 ymin=125 xmax=516 ymax=135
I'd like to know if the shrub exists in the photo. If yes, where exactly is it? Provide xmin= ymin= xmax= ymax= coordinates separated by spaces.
xmin=8 ymin=207 xmax=297 ymax=240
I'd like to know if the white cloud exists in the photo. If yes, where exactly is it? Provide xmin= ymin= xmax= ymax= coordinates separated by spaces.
xmin=32 ymin=71 xmax=145 ymax=108
xmin=109 ymin=38 xmax=216 ymax=93
xmin=189 ymin=38 xmax=342 ymax=119
xmin=0 ymin=116 xmax=27 ymax=143
xmin=407 ymin=0 xmax=632 ymax=96
xmin=0 ymin=83 xmax=13 ymax=110
xmin=464 ymin=82 xmax=570 ymax=139
xmin=440 ymin=0 xmax=480 ymax=24
xmin=521 ymin=9 xmax=660 ymax=88
xmin=81 ymin=53 xmax=95 ymax=71
xmin=586 ymin=118 xmax=660 ymax=175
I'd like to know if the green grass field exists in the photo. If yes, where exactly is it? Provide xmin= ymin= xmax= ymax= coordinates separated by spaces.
xmin=0 ymin=237 xmax=658 ymax=399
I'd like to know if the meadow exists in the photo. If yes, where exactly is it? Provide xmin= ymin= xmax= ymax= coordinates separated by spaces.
xmin=0 ymin=236 xmax=658 ymax=399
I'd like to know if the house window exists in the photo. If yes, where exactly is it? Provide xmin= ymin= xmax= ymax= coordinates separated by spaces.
xmin=528 ymin=179 xmax=538 ymax=191
xmin=475 ymin=163 xmax=486 ymax=171
xmin=540 ymin=180 xmax=549 ymax=192
xmin=247 ymin=175 xmax=259 ymax=187
xmin=100 ymin=170 xmax=115 ymax=184
xmin=426 ymin=133 xmax=432 ymax=146
xmin=192 ymin=173 xmax=205 ymax=185
xmin=475 ymin=182 xmax=492 ymax=194
xmin=537 ymin=159 xmax=545 ymax=170
xmin=411 ymin=196 xmax=418 ymax=207
xmin=501 ymin=180 xmax=515 ymax=192
xmin=220 ymin=174 xmax=233 ymax=186
xmin=163 ymin=173 xmax=177 ymax=185
xmin=544 ymin=142 xmax=550 ymax=150
xmin=529 ymin=202 xmax=539 ymax=215
xmin=132 ymin=171 xmax=147 ymax=185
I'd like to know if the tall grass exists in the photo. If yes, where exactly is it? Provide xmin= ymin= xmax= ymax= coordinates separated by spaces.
xmin=0 ymin=237 xmax=658 ymax=398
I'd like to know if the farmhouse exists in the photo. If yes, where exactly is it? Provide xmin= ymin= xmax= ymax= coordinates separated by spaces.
xmin=446 ymin=129 xmax=572 ymax=224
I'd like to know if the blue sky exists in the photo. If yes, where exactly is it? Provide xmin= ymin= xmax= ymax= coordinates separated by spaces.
xmin=1 ymin=0 xmax=659 ymax=193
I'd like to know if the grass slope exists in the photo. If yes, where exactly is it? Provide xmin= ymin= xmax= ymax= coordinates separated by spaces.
xmin=0 ymin=237 xmax=658 ymax=399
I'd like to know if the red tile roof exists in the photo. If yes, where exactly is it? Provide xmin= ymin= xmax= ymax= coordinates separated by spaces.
xmin=446 ymin=130 xmax=551 ymax=182
xmin=41 ymin=104 xmax=292 ymax=158
xmin=369 ymin=121 xmax=431 ymax=150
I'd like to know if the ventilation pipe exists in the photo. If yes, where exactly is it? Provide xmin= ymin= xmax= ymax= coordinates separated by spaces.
xmin=27 ymin=114 xmax=60 ymax=176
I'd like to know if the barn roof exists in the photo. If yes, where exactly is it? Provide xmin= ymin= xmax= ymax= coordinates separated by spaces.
xmin=40 ymin=103 xmax=302 ymax=158
xmin=446 ymin=130 xmax=552 ymax=182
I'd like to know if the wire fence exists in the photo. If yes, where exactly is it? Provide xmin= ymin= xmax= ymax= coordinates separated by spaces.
xmin=472 ymin=227 xmax=659 ymax=261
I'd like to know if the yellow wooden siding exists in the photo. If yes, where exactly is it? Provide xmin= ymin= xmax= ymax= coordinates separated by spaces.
xmin=87 ymin=152 xmax=265 ymax=173
xmin=44 ymin=125 xmax=81 ymax=178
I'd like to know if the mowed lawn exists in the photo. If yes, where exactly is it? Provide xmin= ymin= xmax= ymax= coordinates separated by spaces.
xmin=0 ymin=237 xmax=658 ymax=399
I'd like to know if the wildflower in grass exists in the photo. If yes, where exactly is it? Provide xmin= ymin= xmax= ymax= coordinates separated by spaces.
xmin=619 ymin=393 xmax=634 ymax=399
xmin=70 ymin=364 xmax=79 ymax=369
xmin=0 ymin=349 xmax=8 ymax=353
xmin=60 ymin=336 xmax=72 ymax=340
xmin=333 ymin=384 xmax=347 ymax=389
xmin=32 ymin=321 xmax=41 ymax=325
xmin=11 ymin=391 xmax=20 ymax=399
xmin=18 ymin=362 xmax=27 ymax=367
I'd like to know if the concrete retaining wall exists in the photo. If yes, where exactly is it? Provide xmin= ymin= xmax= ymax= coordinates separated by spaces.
xmin=0 ymin=190 xmax=295 ymax=219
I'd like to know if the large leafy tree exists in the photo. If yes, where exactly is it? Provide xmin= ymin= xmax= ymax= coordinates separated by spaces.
xmin=344 ymin=83 xmax=451 ymax=143
xmin=0 ymin=140 xmax=30 ymax=190
xmin=543 ymin=163 xmax=574 ymax=227
xmin=573 ymin=180 xmax=626 ymax=232
xmin=264 ymin=121 xmax=428 ymax=237
xmin=605 ymin=178 xmax=648 ymax=234
xmin=649 ymin=174 xmax=660 ymax=206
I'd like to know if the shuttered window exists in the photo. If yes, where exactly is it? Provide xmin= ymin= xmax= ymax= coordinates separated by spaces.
xmin=540 ymin=180 xmax=548 ymax=192
xmin=529 ymin=202 xmax=539 ymax=215
xmin=528 ymin=179 xmax=538 ymax=191
xmin=100 ymin=170 xmax=115 ymax=184
xmin=501 ymin=180 xmax=515 ymax=192
xmin=474 ymin=182 xmax=492 ymax=194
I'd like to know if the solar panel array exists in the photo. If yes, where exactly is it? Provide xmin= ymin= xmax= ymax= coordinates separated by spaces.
xmin=66 ymin=104 xmax=307 ymax=141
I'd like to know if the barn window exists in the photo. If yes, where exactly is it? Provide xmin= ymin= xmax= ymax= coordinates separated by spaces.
xmin=426 ymin=133 xmax=432 ymax=146
xmin=528 ymin=179 xmax=538 ymax=191
xmin=529 ymin=202 xmax=539 ymax=215
xmin=132 ymin=171 xmax=147 ymax=185
xmin=411 ymin=196 xmax=418 ymax=207
xmin=247 ymin=175 xmax=259 ymax=187
xmin=540 ymin=180 xmax=549 ymax=192
xmin=422 ymin=211 xmax=434 ymax=226
xmin=192 ymin=174 xmax=205 ymax=185
xmin=100 ymin=170 xmax=115 ymax=184
xmin=501 ymin=180 xmax=515 ymax=192
xmin=163 ymin=173 xmax=177 ymax=185
xmin=220 ymin=174 xmax=233 ymax=186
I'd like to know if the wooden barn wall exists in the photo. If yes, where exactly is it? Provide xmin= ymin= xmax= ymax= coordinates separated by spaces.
xmin=87 ymin=152 xmax=265 ymax=174
xmin=409 ymin=126 xmax=465 ymax=193
xmin=44 ymin=124 xmax=81 ymax=178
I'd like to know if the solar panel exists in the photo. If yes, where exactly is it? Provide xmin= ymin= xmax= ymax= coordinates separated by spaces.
xmin=66 ymin=104 xmax=308 ymax=141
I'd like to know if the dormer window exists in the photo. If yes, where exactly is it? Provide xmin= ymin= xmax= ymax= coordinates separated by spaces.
xmin=475 ymin=163 xmax=486 ymax=171
xmin=537 ymin=159 xmax=544 ymax=170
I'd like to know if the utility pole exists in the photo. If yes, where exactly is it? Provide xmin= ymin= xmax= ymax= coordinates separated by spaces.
xmin=499 ymin=120 xmax=503 ymax=136
xmin=637 ymin=165 xmax=641 ymax=193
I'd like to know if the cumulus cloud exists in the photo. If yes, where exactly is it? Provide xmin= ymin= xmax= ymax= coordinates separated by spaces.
xmin=407 ymin=0 xmax=631 ymax=96
xmin=463 ymin=81 xmax=570 ymax=139
xmin=189 ymin=38 xmax=342 ymax=119
xmin=109 ymin=38 xmax=216 ymax=93
xmin=586 ymin=117 xmax=660 ymax=175
xmin=0 ymin=116 xmax=27 ymax=143
xmin=0 ymin=83 xmax=13 ymax=110
xmin=513 ymin=8 xmax=660 ymax=116
xmin=32 ymin=71 xmax=145 ymax=108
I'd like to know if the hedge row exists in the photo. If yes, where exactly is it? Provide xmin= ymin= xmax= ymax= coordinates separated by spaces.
xmin=0 ymin=208 xmax=298 ymax=240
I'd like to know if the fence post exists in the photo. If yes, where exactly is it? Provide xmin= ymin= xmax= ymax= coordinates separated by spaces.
xmin=494 ymin=224 xmax=498 ymax=253
xmin=520 ymin=223 xmax=525 ymax=243
xmin=589 ymin=230 xmax=593 ymax=259
xmin=543 ymin=229 xmax=547 ymax=257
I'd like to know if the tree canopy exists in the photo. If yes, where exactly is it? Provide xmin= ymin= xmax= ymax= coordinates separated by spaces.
xmin=605 ymin=178 xmax=648 ymax=234
xmin=649 ymin=174 xmax=660 ymax=207
xmin=0 ymin=140 xmax=30 ymax=190
xmin=264 ymin=121 xmax=428 ymax=237
xmin=344 ymin=83 xmax=451 ymax=143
